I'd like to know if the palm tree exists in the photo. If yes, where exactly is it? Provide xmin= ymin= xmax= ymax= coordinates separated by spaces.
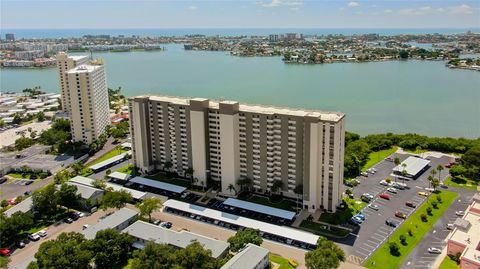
xmin=227 ymin=184 xmax=237 ymax=195
xmin=427 ymin=175 xmax=434 ymax=188
xmin=270 ymin=180 xmax=284 ymax=195
xmin=436 ymin=164 xmax=444 ymax=182
xmin=401 ymin=163 xmax=408 ymax=183
xmin=164 ymin=161 xmax=173 ymax=172
xmin=431 ymin=178 xmax=440 ymax=192
xmin=430 ymin=169 xmax=437 ymax=182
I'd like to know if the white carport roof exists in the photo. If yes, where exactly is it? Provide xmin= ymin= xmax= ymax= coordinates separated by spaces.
xmin=163 ymin=199 xmax=319 ymax=245
xmin=130 ymin=176 xmax=186 ymax=194
xmin=393 ymin=156 xmax=430 ymax=176
xmin=223 ymin=198 xmax=295 ymax=220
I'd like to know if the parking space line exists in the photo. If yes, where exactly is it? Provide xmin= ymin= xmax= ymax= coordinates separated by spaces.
xmin=363 ymin=242 xmax=377 ymax=249
xmin=358 ymin=246 xmax=373 ymax=254
xmin=376 ymin=230 xmax=388 ymax=236
xmin=371 ymin=234 xmax=385 ymax=241
xmin=354 ymin=250 xmax=369 ymax=258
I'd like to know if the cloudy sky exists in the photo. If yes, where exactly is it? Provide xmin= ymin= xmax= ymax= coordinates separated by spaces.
xmin=1 ymin=0 xmax=479 ymax=29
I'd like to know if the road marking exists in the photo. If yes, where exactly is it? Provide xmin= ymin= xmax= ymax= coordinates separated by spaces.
xmin=363 ymin=242 xmax=377 ymax=249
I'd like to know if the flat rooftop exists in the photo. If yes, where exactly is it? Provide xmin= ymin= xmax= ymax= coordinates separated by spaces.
xmin=223 ymin=198 xmax=295 ymax=220
xmin=66 ymin=64 xmax=102 ymax=74
xmin=82 ymin=208 xmax=138 ymax=239
xmin=449 ymin=204 xmax=480 ymax=264
xmin=129 ymin=176 xmax=186 ymax=194
xmin=163 ymin=199 xmax=319 ymax=245
xmin=123 ymin=220 xmax=229 ymax=258
xmin=65 ymin=182 xmax=104 ymax=200
xmin=69 ymin=176 xmax=146 ymax=200
xmin=134 ymin=95 xmax=344 ymax=122
xmin=4 ymin=197 xmax=33 ymax=217
xmin=220 ymin=243 xmax=269 ymax=269
xmin=393 ymin=156 xmax=430 ymax=176
xmin=89 ymin=151 xmax=130 ymax=171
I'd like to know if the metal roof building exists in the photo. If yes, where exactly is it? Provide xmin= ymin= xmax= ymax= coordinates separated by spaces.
xmin=66 ymin=182 xmax=104 ymax=200
xmin=163 ymin=199 xmax=319 ymax=246
xmin=393 ymin=156 xmax=430 ymax=178
xmin=89 ymin=151 xmax=131 ymax=172
xmin=108 ymin=171 xmax=131 ymax=181
xmin=82 ymin=208 xmax=138 ymax=239
xmin=223 ymin=198 xmax=296 ymax=220
xmin=122 ymin=220 xmax=229 ymax=258
xmin=220 ymin=243 xmax=269 ymax=269
xmin=4 ymin=197 xmax=33 ymax=217
xmin=69 ymin=176 xmax=146 ymax=200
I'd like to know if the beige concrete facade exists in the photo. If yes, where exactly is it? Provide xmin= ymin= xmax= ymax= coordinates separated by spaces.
xmin=59 ymin=54 xmax=110 ymax=144
xmin=129 ymin=95 xmax=345 ymax=212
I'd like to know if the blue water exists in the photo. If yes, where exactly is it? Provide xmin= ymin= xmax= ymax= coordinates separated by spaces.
xmin=2 ymin=28 xmax=479 ymax=39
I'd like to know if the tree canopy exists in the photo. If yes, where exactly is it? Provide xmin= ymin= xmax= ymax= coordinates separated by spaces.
xmin=136 ymin=197 xmax=162 ymax=222
xmin=305 ymin=237 xmax=346 ymax=269
xmin=87 ymin=228 xmax=133 ymax=269
xmin=100 ymin=190 xmax=133 ymax=210
xmin=227 ymin=228 xmax=263 ymax=252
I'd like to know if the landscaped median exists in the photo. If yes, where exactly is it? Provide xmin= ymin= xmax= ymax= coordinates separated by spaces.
xmin=444 ymin=176 xmax=478 ymax=190
xmin=299 ymin=220 xmax=351 ymax=238
xmin=364 ymin=190 xmax=457 ymax=269
xmin=269 ymin=254 xmax=297 ymax=269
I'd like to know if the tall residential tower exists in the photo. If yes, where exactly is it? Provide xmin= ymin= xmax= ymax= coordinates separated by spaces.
xmin=57 ymin=53 xmax=110 ymax=144
xmin=129 ymin=95 xmax=345 ymax=212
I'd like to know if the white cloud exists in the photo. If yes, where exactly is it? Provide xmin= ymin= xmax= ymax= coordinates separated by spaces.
xmin=188 ymin=5 xmax=197 ymax=10
xmin=347 ymin=2 xmax=360 ymax=8
xmin=448 ymin=4 xmax=474 ymax=14
xmin=397 ymin=4 xmax=476 ymax=16
xmin=384 ymin=9 xmax=393 ymax=13
xmin=259 ymin=0 xmax=303 ymax=8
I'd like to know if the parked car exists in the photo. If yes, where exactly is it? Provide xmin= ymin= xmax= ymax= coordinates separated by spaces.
xmin=28 ymin=233 xmax=40 ymax=241
xmin=161 ymin=222 xmax=172 ymax=229
xmin=380 ymin=180 xmax=391 ymax=186
xmin=379 ymin=193 xmax=391 ymax=200
xmin=361 ymin=193 xmax=374 ymax=202
xmin=395 ymin=211 xmax=407 ymax=219
xmin=385 ymin=219 xmax=401 ymax=227
xmin=355 ymin=212 xmax=366 ymax=221
xmin=17 ymin=240 xmax=26 ymax=248
xmin=37 ymin=230 xmax=47 ymax=237
xmin=0 ymin=248 xmax=10 ymax=256
xmin=392 ymin=182 xmax=406 ymax=190
xmin=366 ymin=168 xmax=376 ymax=174
xmin=82 ymin=224 xmax=90 ymax=230
xmin=428 ymin=247 xmax=442 ymax=254
xmin=24 ymin=191 xmax=33 ymax=196
xmin=64 ymin=218 xmax=73 ymax=224
xmin=446 ymin=224 xmax=455 ymax=230
xmin=405 ymin=201 xmax=417 ymax=208
xmin=387 ymin=187 xmax=398 ymax=194
xmin=385 ymin=157 xmax=394 ymax=162
xmin=455 ymin=211 xmax=465 ymax=216
xmin=368 ymin=204 xmax=379 ymax=211
xmin=152 ymin=219 xmax=162 ymax=225
xmin=350 ymin=216 xmax=364 ymax=225
xmin=361 ymin=172 xmax=369 ymax=177
xmin=445 ymin=163 xmax=455 ymax=168
xmin=0 ymin=177 xmax=7 ymax=184
xmin=425 ymin=187 xmax=434 ymax=192
xmin=418 ymin=191 xmax=430 ymax=197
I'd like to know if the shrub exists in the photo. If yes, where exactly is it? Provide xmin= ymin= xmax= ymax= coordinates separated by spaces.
xmin=436 ymin=195 xmax=442 ymax=203
xmin=399 ymin=235 xmax=407 ymax=245
xmin=431 ymin=201 xmax=438 ymax=209
xmin=389 ymin=242 xmax=400 ymax=256
xmin=385 ymin=178 xmax=392 ymax=183
xmin=408 ymin=229 xmax=414 ymax=237
xmin=449 ymin=252 xmax=462 ymax=264
xmin=421 ymin=214 xmax=428 ymax=222
xmin=1 ymin=199 xmax=8 ymax=207
xmin=426 ymin=207 xmax=433 ymax=215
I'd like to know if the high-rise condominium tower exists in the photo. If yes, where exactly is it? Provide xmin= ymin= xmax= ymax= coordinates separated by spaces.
xmin=129 ymin=95 xmax=345 ymax=212
xmin=57 ymin=52 xmax=110 ymax=144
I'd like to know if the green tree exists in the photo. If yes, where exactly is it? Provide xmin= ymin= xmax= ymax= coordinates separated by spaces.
xmin=305 ymin=237 xmax=346 ymax=269
xmin=389 ymin=242 xmax=400 ymax=256
xmin=227 ymin=228 xmax=263 ymax=252
xmin=0 ymin=212 xmax=34 ymax=246
xmin=436 ymin=164 xmax=444 ymax=181
xmin=36 ymin=111 xmax=45 ymax=122
xmin=88 ymin=229 xmax=133 ymax=269
xmin=32 ymin=184 xmax=59 ymax=217
xmin=100 ymin=190 xmax=132 ymax=210
xmin=15 ymin=137 xmax=34 ymax=150
xmin=0 ymin=256 xmax=10 ymax=269
xmin=399 ymin=50 xmax=409 ymax=59
xmin=12 ymin=114 xmax=22 ymax=124
xmin=130 ymin=242 xmax=176 ymax=269
xmin=175 ymin=241 xmax=215 ymax=269
xmin=57 ymin=183 xmax=80 ymax=208
xmin=32 ymin=232 xmax=92 ymax=269
xmin=92 ymin=179 xmax=107 ymax=190
xmin=136 ymin=197 xmax=162 ymax=222
xmin=270 ymin=180 xmax=284 ymax=195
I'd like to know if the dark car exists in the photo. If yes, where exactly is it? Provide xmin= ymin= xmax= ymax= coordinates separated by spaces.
xmin=64 ymin=218 xmax=73 ymax=224
xmin=386 ymin=219 xmax=401 ymax=227
xmin=69 ymin=212 xmax=80 ymax=221
xmin=405 ymin=201 xmax=417 ymax=208
xmin=0 ymin=177 xmax=7 ymax=184
xmin=24 ymin=191 xmax=33 ymax=196
xmin=395 ymin=211 xmax=407 ymax=219
xmin=161 ymin=222 xmax=172 ymax=229
xmin=25 ymin=180 xmax=34 ymax=185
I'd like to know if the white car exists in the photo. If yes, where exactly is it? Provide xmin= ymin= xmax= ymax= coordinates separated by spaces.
xmin=380 ymin=180 xmax=391 ymax=186
xmin=446 ymin=224 xmax=455 ymax=230
xmin=387 ymin=187 xmax=397 ymax=194
xmin=368 ymin=204 xmax=379 ymax=211
xmin=428 ymin=247 xmax=442 ymax=254
xmin=425 ymin=187 xmax=434 ymax=192
xmin=28 ymin=233 xmax=40 ymax=241
xmin=455 ymin=211 xmax=465 ymax=216
xmin=37 ymin=230 xmax=47 ymax=237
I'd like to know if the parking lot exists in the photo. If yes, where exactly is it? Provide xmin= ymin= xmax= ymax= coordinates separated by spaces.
xmin=340 ymin=152 xmax=455 ymax=264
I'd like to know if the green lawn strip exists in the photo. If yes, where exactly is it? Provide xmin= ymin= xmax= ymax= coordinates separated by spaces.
xmin=86 ymin=148 xmax=128 ymax=167
xmin=364 ymin=191 xmax=457 ymax=269
xmin=122 ymin=259 xmax=133 ymax=269
xmin=269 ymin=254 xmax=296 ymax=269
xmin=7 ymin=173 xmax=26 ymax=179
xmin=299 ymin=220 xmax=351 ymax=237
xmin=403 ymin=148 xmax=428 ymax=154
xmin=444 ymin=176 xmax=478 ymax=190
xmin=362 ymin=147 xmax=398 ymax=172
xmin=438 ymin=256 xmax=459 ymax=269
xmin=146 ymin=173 xmax=191 ymax=188
xmin=117 ymin=164 xmax=135 ymax=175
xmin=245 ymin=195 xmax=297 ymax=211
xmin=319 ymin=197 xmax=366 ymax=225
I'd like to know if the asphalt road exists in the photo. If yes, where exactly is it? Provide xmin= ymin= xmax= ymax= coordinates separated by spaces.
xmin=338 ymin=152 xmax=455 ymax=265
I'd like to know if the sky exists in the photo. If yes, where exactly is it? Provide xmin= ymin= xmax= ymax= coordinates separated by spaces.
xmin=1 ymin=0 xmax=480 ymax=29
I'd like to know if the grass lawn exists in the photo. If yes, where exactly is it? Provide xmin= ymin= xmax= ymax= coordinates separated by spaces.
xmin=117 ymin=164 xmax=138 ymax=176
xmin=300 ymin=220 xmax=351 ymax=237
xmin=87 ymin=148 xmax=128 ymax=167
xmin=444 ymin=176 xmax=478 ymax=190
xmin=362 ymin=147 xmax=398 ymax=172
xmin=269 ymin=254 xmax=297 ymax=269
xmin=319 ymin=197 xmax=366 ymax=225
xmin=7 ymin=173 xmax=25 ymax=179
xmin=404 ymin=148 xmax=428 ymax=154
xmin=438 ymin=256 xmax=459 ymax=269
xmin=0 ymin=257 xmax=9 ymax=267
xmin=364 ymin=190 xmax=457 ymax=269
xmin=146 ymin=173 xmax=192 ymax=188
xmin=245 ymin=195 xmax=297 ymax=211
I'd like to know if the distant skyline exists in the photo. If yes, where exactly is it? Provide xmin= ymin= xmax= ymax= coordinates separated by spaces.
xmin=1 ymin=0 xmax=480 ymax=29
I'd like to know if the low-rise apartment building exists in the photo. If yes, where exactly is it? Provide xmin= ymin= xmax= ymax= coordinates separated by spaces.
xmin=447 ymin=193 xmax=480 ymax=269
xmin=129 ymin=95 xmax=345 ymax=212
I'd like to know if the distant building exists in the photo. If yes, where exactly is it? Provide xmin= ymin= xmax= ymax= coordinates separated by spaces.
xmin=129 ymin=95 xmax=345 ymax=212
xmin=82 ymin=208 xmax=138 ymax=240
xmin=5 ymin=33 xmax=14 ymax=41
xmin=269 ymin=34 xmax=279 ymax=42
xmin=220 ymin=243 xmax=269 ymax=269
xmin=57 ymin=53 xmax=110 ymax=144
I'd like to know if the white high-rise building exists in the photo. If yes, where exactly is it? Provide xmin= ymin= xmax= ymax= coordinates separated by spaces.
xmin=57 ymin=53 xmax=110 ymax=144
xmin=129 ymin=95 xmax=346 ymax=212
